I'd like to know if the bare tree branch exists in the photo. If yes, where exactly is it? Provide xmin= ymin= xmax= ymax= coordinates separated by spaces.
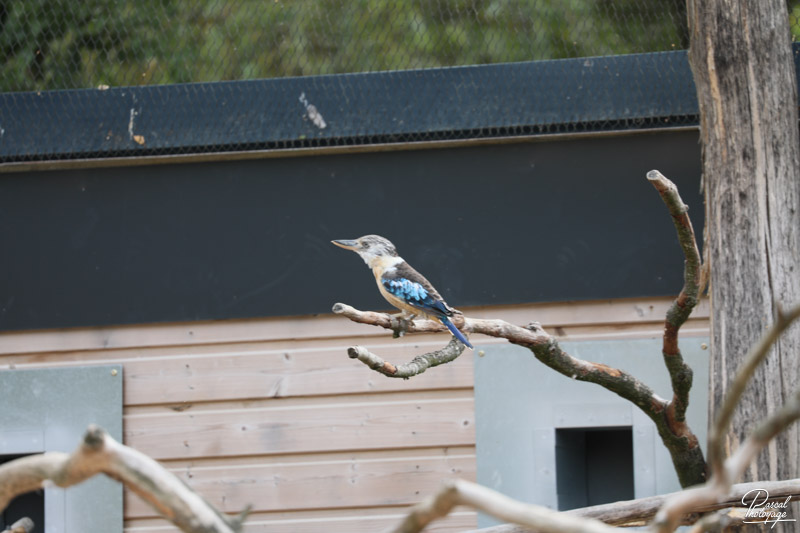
xmin=654 ymin=304 xmax=800 ymax=532
xmin=469 ymin=478 xmax=800 ymax=532
xmin=334 ymin=304 xmax=654 ymax=400
xmin=1 ymin=518 xmax=34 ymax=533
xmin=685 ymin=509 xmax=736 ymax=533
xmin=390 ymin=478 xmax=800 ymax=533
xmin=348 ymin=337 xmax=465 ymax=378
xmin=387 ymin=479 xmax=617 ymax=533
xmin=0 ymin=425 xmax=249 ymax=533
xmin=647 ymin=170 xmax=701 ymax=430
xmin=334 ymin=301 xmax=705 ymax=486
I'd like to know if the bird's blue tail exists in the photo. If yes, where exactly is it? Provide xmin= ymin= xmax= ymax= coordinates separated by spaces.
xmin=440 ymin=316 xmax=473 ymax=349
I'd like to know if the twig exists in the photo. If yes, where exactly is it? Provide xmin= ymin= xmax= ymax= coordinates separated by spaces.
xmin=654 ymin=304 xmax=800 ymax=532
xmin=348 ymin=338 xmax=465 ymax=378
xmin=656 ymin=399 xmax=800 ymax=532
xmin=685 ymin=509 xmax=735 ymax=533
xmin=469 ymin=478 xmax=800 ymax=532
xmin=387 ymin=479 xmax=617 ymax=533
xmin=1 ymin=518 xmax=34 ymax=533
xmin=0 ymin=425 xmax=249 ymax=533
xmin=647 ymin=170 xmax=701 ymax=430
xmin=333 ymin=302 xmax=706 ymax=486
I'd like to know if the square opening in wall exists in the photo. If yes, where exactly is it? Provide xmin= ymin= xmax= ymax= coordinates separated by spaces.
xmin=555 ymin=426 xmax=634 ymax=511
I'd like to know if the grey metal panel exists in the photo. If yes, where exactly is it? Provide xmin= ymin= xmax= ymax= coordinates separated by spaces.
xmin=0 ymin=365 xmax=123 ymax=533
xmin=632 ymin=411 xmax=658 ymax=497
xmin=474 ymin=337 xmax=708 ymax=528
xmin=531 ymin=428 xmax=558 ymax=510
xmin=0 ymin=429 xmax=44 ymax=455
xmin=552 ymin=403 xmax=632 ymax=428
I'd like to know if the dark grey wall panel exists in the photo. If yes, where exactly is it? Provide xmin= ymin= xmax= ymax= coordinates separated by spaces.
xmin=0 ymin=130 xmax=702 ymax=331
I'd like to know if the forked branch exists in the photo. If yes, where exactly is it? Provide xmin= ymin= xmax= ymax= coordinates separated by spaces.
xmin=334 ymin=301 xmax=706 ymax=487
xmin=1 ymin=518 xmax=34 ymax=533
xmin=0 ymin=425 xmax=249 ymax=533
xmin=654 ymin=304 xmax=800 ymax=532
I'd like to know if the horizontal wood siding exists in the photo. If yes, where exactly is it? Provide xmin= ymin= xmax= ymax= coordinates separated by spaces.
xmin=0 ymin=297 xmax=709 ymax=532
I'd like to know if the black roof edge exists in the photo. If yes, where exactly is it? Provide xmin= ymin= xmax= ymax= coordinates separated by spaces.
xmin=2 ymin=44 xmax=796 ymax=164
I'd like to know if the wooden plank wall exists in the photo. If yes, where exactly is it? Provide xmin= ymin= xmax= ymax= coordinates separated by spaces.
xmin=0 ymin=297 xmax=709 ymax=532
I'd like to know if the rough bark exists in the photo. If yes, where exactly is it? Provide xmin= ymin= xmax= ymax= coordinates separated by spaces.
xmin=648 ymin=170 xmax=701 ymax=427
xmin=347 ymin=338 xmax=465 ymax=378
xmin=647 ymin=170 xmax=707 ymax=486
xmin=687 ymin=1 xmax=800 ymax=530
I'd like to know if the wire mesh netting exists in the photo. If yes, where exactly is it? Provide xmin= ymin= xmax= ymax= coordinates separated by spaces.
xmin=1 ymin=0 xmax=691 ymax=91
xmin=1 ymin=1 xmax=799 ymax=162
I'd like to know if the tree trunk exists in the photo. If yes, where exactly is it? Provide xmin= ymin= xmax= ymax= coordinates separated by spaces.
xmin=687 ymin=1 xmax=800 ymax=530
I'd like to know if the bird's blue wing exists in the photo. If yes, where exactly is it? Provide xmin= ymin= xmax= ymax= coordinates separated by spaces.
xmin=382 ymin=277 xmax=451 ymax=318
xmin=381 ymin=266 xmax=471 ymax=349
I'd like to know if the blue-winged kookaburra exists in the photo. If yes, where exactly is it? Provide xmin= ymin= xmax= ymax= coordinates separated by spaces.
xmin=332 ymin=235 xmax=473 ymax=349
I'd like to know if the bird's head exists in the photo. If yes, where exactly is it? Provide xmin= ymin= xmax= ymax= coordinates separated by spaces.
xmin=332 ymin=234 xmax=399 ymax=267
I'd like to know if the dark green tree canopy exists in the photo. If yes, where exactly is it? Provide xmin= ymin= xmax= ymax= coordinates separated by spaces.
xmin=1 ymin=0 xmax=696 ymax=92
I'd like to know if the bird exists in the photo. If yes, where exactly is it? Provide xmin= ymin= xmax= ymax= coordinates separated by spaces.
xmin=332 ymin=235 xmax=473 ymax=349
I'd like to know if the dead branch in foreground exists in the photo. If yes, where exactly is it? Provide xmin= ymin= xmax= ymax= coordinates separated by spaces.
xmin=1 ymin=518 xmax=34 ymax=533
xmin=0 ymin=425 xmax=248 ymax=533
xmin=707 ymin=303 xmax=800 ymax=479
xmin=389 ymin=479 xmax=616 ymax=533
xmin=470 ymin=478 xmax=800 ymax=532
xmin=652 ymin=304 xmax=800 ymax=532
xmin=389 ymin=478 xmax=800 ymax=533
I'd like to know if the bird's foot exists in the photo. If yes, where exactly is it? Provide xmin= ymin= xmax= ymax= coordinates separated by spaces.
xmin=390 ymin=313 xmax=416 ymax=338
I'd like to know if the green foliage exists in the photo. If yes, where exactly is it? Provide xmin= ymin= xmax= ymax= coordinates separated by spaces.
xmin=790 ymin=0 xmax=800 ymax=41
xmin=0 ymin=0 xmax=695 ymax=92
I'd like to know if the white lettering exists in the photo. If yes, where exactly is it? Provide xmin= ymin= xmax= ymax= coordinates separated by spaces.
xmin=741 ymin=489 xmax=795 ymax=528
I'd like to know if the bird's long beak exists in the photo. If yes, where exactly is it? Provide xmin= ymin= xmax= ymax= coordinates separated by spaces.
xmin=332 ymin=239 xmax=360 ymax=251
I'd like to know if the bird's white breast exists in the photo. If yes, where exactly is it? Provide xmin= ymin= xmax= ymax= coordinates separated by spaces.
xmin=361 ymin=253 xmax=404 ymax=271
